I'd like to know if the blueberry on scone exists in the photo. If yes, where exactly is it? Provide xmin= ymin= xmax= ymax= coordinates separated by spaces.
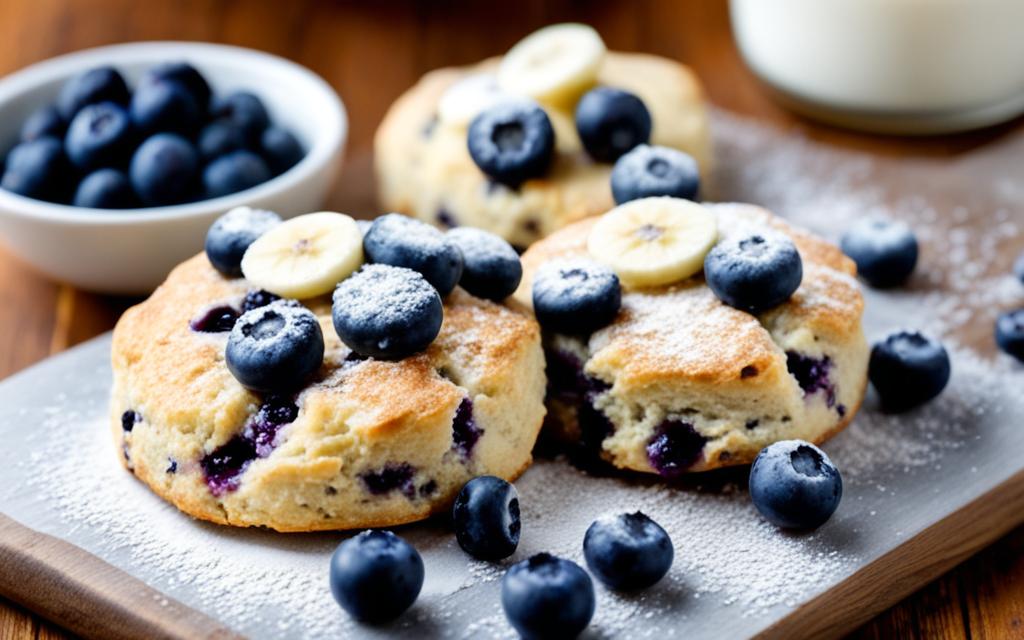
xmin=129 ymin=133 xmax=200 ymax=206
xmin=995 ymin=309 xmax=1024 ymax=362
xmin=532 ymin=259 xmax=621 ymax=335
xmin=610 ymin=144 xmax=699 ymax=204
xmin=1 ymin=137 xmax=71 ymax=202
xmin=704 ymin=232 xmax=803 ymax=314
xmin=202 ymin=150 xmax=272 ymax=198
xmin=140 ymin=61 xmax=212 ymax=110
xmin=204 ymin=206 xmax=282 ymax=277
xmin=129 ymin=79 xmax=201 ymax=136
xmin=583 ymin=512 xmax=674 ymax=590
xmin=363 ymin=213 xmax=464 ymax=296
xmin=73 ymin=169 xmax=137 ymax=209
xmin=20 ymin=105 xmax=65 ymax=142
xmin=447 ymin=227 xmax=522 ymax=300
xmin=467 ymin=100 xmax=555 ymax=187
xmin=868 ymin=330 xmax=950 ymax=412
xmin=56 ymin=66 xmax=129 ymax=120
xmin=452 ymin=476 xmax=521 ymax=561
xmin=225 ymin=300 xmax=325 ymax=393
xmin=575 ymin=86 xmax=652 ymax=163
xmin=64 ymin=102 xmax=135 ymax=170
xmin=329 ymin=530 xmax=424 ymax=623
xmin=749 ymin=440 xmax=842 ymax=530
xmin=209 ymin=91 xmax=271 ymax=142
xmin=259 ymin=127 xmax=305 ymax=175
xmin=840 ymin=218 xmax=918 ymax=288
xmin=501 ymin=553 xmax=595 ymax=639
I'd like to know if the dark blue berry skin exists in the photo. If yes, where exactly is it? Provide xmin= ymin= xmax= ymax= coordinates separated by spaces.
xmin=610 ymin=144 xmax=699 ymax=204
xmin=20 ymin=104 xmax=65 ymax=142
xmin=532 ymin=260 xmax=621 ymax=335
xmin=259 ymin=126 xmax=305 ymax=175
xmin=209 ymin=91 xmax=271 ymax=142
xmin=995 ymin=309 xmax=1024 ymax=362
xmin=452 ymin=476 xmax=521 ymax=560
xmin=467 ymin=100 xmax=555 ymax=187
xmin=140 ymin=61 xmax=211 ymax=110
xmin=129 ymin=80 xmax=201 ymax=137
xmin=704 ymin=233 xmax=803 ymax=314
xmin=1 ymin=137 xmax=70 ymax=202
xmin=749 ymin=440 xmax=843 ymax=530
xmin=129 ymin=133 xmax=199 ymax=206
xmin=202 ymin=150 xmax=272 ymax=198
xmin=363 ymin=213 xmax=464 ymax=296
xmin=501 ymin=553 xmax=595 ymax=640
xmin=56 ymin=66 xmax=129 ymax=121
xmin=225 ymin=300 xmax=324 ymax=393
xmin=204 ymin=207 xmax=282 ymax=277
xmin=332 ymin=264 xmax=444 ymax=360
xmin=583 ymin=511 xmax=674 ymax=590
xmin=575 ymin=87 xmax=652 ymax=163
xmin=73 ymin=169 xmax=137 ymax=208
xmin=840 ymin=218 xmax=918 ymax=288
xmin=64 ymin=101 xmax=134 ymax=170
xmin=329 ymin=530 xmax=424 ymax=623
xmin=446 ymin=227 xmax=522 ymax=300
xmin=869 ymin=330 xmax=951 ymax=412
xmin=198 ymin=121 xmax=248 ymax=161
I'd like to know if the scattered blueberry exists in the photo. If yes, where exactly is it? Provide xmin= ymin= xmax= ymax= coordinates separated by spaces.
xmin=646 ymin=420 xmax=706 ymax=478
xmin=64 ymin=102 xmax=134 ymax=170
xmin=583 ymin=511 xmax=674 ymax=590
xmin=749 ymin=440 xmax=843 ymax=529
xmin=467 ymin=100 xmax=554 ymax=187
xmin=329 ymin=530 xmax=424 ymax=623
xmin=1 ymin=137 xmax=70 ymax=201
xmin=840 ymin=218 xmax=918 ymax=288
xmin=446 ymin=227 xmax=522 ymax=300
xmin=202 ymin=150 xmax=272 ymax=198
xmin=704 ymin=232 xmax=803 ymax=314
xmin=241 ymin=289 xmax=281 ymax=312
xmin=140 ymin=61 xmax=211 ymax=110
xmin=189 ymin=305 xmax=240 ymax=333
xmin=56 ymin=66 xmax=129 ymax=120
xmin=363 ymin=213 xmax=464 ymax=296
xmin=225 ymin=300 xmax=325 ymax=393
xmin=995 ymin=309 xmax=1024 ymax=362
xmin=259 ymin=126 xmax=305 ymax=175
xmin=129 ymin=133 xmax=199 ymax=206
xmin=532 ymin=259 xmax=621 ymax=335
xmin=20 ymin=105 xmax=65 ymax=142
xmin=204 ymin=206 xmax=282 ymax=277
xmin=198 ymin=120 xmax=247 ymax=161
xmin=869 ymin=330 xmax=951 ymax=412
xmin=209 ymin=91 xmax=270 ymax=142
xmin=73 ymin=168 xmax=137 ymax=208
xmin=452 ymin=476 xmax=520 ymax=560
xmin=610 ymin=144 xmax=699 ymax=204
xmin=129 ymin=79 xmax=201 ymax=136
xmin=501 ymin=553 xmax=595 ymax=639
xmin=575 ymin=87 xmax=652 ymax=163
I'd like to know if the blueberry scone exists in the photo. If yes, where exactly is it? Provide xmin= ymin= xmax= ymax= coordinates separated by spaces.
xmin=111 ymin=208 xmax=545 ymax=532
xmin=375 ymin=24 xmax=711 ymax=248
xmin=514 ymin=198 xmax=868 ymax=475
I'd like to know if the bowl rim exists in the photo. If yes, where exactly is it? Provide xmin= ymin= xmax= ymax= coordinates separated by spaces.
xmin=0 ymin=40 xmax=347 ymax=226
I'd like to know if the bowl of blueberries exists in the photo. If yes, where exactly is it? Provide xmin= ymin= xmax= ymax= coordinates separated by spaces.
xmin=0 ymin=41 xmax=346 ymax=294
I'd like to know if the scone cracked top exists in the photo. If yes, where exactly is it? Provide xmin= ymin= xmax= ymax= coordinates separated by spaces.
xmin=111 ymin=208 xmax=545 ymax=532
xmin=514 ymin=197 xmax=869 ymax=476
xmin=375 ymin=23 xmax=711 ymax=249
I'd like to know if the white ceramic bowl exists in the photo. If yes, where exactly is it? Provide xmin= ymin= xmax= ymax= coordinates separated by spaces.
xmin=0 ymin=42 xmax=346 ymax=294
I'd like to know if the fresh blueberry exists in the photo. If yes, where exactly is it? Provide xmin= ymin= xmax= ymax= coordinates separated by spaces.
xmin=209 ymin=91 xmax=271 ymax=142
xmin=225 ymin=300 xmax=325 ymax=393
xmin=749 ymin=440 xmax=842 ymax=530
xmin=704 ymin=232 xmax=803 ymax=314
xmin=532 ymin=259 xmax=621 ymax=335
xmin=1 ymin=137 xmax=70 ymax=202
xmin=202 ymin=150 xmax=272 ymax=198
xmin=869 ymin=330 xmax=951 ymax=412
xmin=63 ymin=102 xmax=134 ymax=170
xmin=129 ymin=133 xmax=199 ymax=206
xmin=363 ymin=213 xmax=464 ymax=296
xmin=241 ymin=289 xmax=281 ymax=312
xmin=204 ymin=206 xmax=282 ymax=277
xmin=610 ymin=144 xmax=699 ymax=204
xmin=1013 ymin=252 xmax=1024 ymax=285
xmin=20 ymin=104 xmax=65 ymax=142
xmin=452 ymin=476 xmax=520 ymax=560
xmin=198 ymin=121 xmax=247 ymax=161
xmin=140 ymin=61 xmax=211 ymax=110
xmin=259 ymin=126 xmax=305 ymax=175
xmin=583 ymin=511 xmax=674 ymax=590
xmin=575 ymin=87 xmax=652 ymax=163
xmin=129 ymin=80 xmax=201 ymax=136
xmin=446 ymin=227 xmax=522 ymax=300
xmin=73 ymin=169 xmax=137 ymax=208
xmin=467 ymin=100 xmax=555 ymax=187
xmin=995 ymin=309 xmax=1024 ymax=362
xmin=840 ymin=218 xmax=918 ymax=288
xmin=329 ymin=530 xmax=424 ymax=623
xmin=501 ymin=553 xmax=595 ymax=640
xmin=56 ymin=66 xmax=129 ymax=121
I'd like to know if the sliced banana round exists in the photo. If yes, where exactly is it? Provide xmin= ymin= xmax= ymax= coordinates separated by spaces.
xmin=587 ymin=197 xmax=718 ymax=288
xmin=438 ymin=74 xmax=512 ymax=128
xmin=241 ymin=211 xmax=364 ymax=299
xmin=497 ymin=23 xmax=606 ymax=107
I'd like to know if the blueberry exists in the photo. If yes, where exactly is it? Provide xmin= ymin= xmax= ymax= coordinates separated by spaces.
xmin=532 ymin=259 xmax=621 ymax=335
xmin=995 ymin=309 xmax=1024 ymax=362
xmin=363 ymin=213 xmax=464 ymax=296
xmin=189 ymin=305 xmax=239 ymax=333
xmin=1013 ymin=252 xmax=1024 ymax=285
xmin=64 ymin=102 xmax=134 ymax=170
xmin=575 ymin=87 xmax=652 ymax=163
xmin=583 ymin=511 xmax=674 ymax=590
xmin=1 ymin=137 xmax=70 ymax=202
xmin=840 ymin=218 xmax=918 ymax=288
xmin=869 ymin=330 xmax=951 ymax=412
xmin=646 ymin=420 xmax=706 ymax=478
xmin=452 ymin=476 xmax=520 ymax=560
xmin=329 ymin=530 xmax=424 ymax=623
xmin=73 ymin=168 xmax=137 ymax=208
xmin=129 ymin=80 xmax=201 ymax=136
xmin=704 ymin=232 xmax=803 ymax=314
xmin=140 ymin=61 xmax=211 ymax=110
xmin=610 ymin=144 xmax=699 ymax=204
xmin=749 ymin=440 xmax=842 ymax=529
xmin=259 ymin=126 xmax=304 ymax=175
xmin=129 ymin=133 xmax=199 ymax=206
xmin=332 ymin=264 xmax=443 ymax=360
xmin=204 ymin=206 xmax=282 ymax=277
xmin=501 ymin=553 xmax=595 ymax=639
xmin=20 ymin=104 xmax=65 ymax=142
xmin=56 ymin=66 xmax=129 ymax=121
xmin=467 ymin=100 xmax=555 ymax=187
xmin=202 ymin=151 xmax=272 ymax=198
xmin=209 ymin=91 xmax=270 ymax=142
xmin=225 ymin=300 xmax=325 ymax=393
xmin=446 ymin=227 xmax=522 ymax=300
xmin=241 ymin=289 xmax=281 ymax=312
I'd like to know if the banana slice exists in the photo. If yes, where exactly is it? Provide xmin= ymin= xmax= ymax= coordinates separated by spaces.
xmin=497 ymin=23 xmax=606 ymax=107
xmin=241 ymin=212 xmax=364 ymax=299
xmin=438 ymin=74 xmax=511 ymax=127
xmin=587 ymin=197 xmax=718 ymax=288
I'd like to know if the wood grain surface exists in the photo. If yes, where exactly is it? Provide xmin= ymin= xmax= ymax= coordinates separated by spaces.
xmin=0 ymin=1 xmax=1021 ymax=638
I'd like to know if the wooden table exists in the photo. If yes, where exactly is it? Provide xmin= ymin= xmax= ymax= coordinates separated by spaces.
xmin=0 ymin=1 xmax=1021 ymax=638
